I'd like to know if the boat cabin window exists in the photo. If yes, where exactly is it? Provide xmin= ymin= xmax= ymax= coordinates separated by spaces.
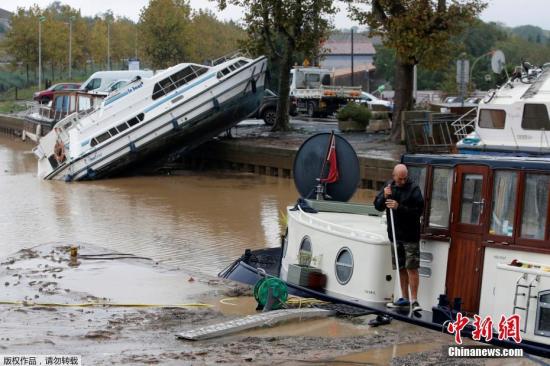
xmin=520 ymin=174 xmax=550 ymax=240
xmin=522 ymin=104 xmax=550 ymax=130
xmin=216 ymin=60 xmax=248 ymax=79
xmin=152 ymin=65 xmax=208 ymax=100
xmin=78 ymin=95 xmax=93 ymax=112
xmin=335 ymin=248 xmax=353 ymax=285
xmin=428 ymin=168 xmax=452 ymax=230
xmin=536 ymin=291 xmax=550 ymax=337
xmin=459 ymin=174 xmax=484 ymax=225
xmin=489 ymin=171 xmax=518 ymax=237
xmin=408 ymin=166 xmax=427 ymax=197
xmin=478 ymin=109 xmax=506 ymax=129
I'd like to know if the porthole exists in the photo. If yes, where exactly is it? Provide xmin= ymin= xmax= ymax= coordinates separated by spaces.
xmin=335 ymin=247 xmax=353 ymax=285
xmin=298 ymin=236 xmax=312 ymax=266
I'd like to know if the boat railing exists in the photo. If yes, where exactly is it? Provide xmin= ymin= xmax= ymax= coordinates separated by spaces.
xmin=451 ymin=107 xmax=478 ymax=140
xmin=210 ymin=52 xmax=243 ymax=66
xmin=404 ymin=113 xmax=462 ymax=153
xmin=295 ymin=205 xmax=387 ymax=244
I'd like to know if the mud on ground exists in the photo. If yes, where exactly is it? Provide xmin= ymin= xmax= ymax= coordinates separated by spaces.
xmin=0 ymin=244 xmax=541 ymax=365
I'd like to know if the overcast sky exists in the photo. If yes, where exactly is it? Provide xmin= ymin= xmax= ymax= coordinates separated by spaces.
xmin=3 ymin=0 xmax=550 ymax=30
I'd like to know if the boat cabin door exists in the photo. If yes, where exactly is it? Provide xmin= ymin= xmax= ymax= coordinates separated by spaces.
xmin=446 ymin=165 xmax=490 ymax=314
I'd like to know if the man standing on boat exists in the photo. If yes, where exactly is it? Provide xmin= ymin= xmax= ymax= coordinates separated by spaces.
xmin=374 ymin=164 xmax=424 ymax=311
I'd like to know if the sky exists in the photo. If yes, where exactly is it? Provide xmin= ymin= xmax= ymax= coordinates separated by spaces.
xmin=3 ymin=0 xmax=550 ymax=30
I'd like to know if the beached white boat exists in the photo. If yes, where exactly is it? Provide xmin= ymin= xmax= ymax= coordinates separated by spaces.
xmin=33 ymin=55 xmax=267 ymax=181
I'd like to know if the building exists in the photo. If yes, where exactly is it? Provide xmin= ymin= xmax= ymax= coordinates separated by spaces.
xmin=320 ymin=32 xmax=378 ymax=91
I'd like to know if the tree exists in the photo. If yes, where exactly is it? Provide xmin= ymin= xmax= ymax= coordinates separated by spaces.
xmin=138 ymin=0 xmax=192 ymax=69
xmin=2 ymin=6 xmax=41 ymax=82
xmin=217 ymin=0 xmax=336 ymax=131
xmin=349 ymin=0 xmax=486 ymax=142
xmin=188 ymin=10 xmax=246 ymax=63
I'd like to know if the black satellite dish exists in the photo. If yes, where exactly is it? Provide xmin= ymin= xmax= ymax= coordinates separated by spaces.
xmin=293 ymin=133 xmax=359 ymax=202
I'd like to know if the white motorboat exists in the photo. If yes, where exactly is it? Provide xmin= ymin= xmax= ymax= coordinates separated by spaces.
xmin=33 ymin=55 xmax=267 ymax=181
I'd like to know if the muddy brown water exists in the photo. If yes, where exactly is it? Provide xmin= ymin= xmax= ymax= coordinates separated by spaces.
xmin=0 ymin=135 xmax=374 ymax=275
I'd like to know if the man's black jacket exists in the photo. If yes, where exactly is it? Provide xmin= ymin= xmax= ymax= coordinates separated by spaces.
xmin=373 ymin=179 xmax=424 ymax=243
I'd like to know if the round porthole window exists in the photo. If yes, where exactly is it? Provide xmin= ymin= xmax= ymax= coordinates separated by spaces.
xmin=298 ymin=236 xmax=312 ymax=266
xmin=335 ymin=248 xmax=353 ymax=285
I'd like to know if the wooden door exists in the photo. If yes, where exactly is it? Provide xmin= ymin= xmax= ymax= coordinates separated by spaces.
xmin=446 ymin=165 xmax=490 ymax=314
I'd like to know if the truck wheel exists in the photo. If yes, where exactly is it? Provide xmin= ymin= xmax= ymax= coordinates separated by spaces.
xmin=307 ymin=102 xmax=316 ymax=118
xmin=262 ymin=108 xmax=276 ymax=125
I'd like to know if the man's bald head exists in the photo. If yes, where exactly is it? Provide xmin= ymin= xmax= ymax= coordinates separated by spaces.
xmin=392 ymin=164 xmax=408 ymax=187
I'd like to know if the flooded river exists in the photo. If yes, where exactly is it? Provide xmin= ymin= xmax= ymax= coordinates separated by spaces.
xmin=0 ymin=135 xmax=372 ymax=275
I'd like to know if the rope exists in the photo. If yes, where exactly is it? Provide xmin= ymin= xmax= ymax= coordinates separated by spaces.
xmin=0 ymin=300 xmax=212 ymax=308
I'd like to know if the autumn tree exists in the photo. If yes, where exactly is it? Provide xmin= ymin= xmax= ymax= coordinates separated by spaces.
xmin=189 ymin=10 xmax=246 ymax=63
xmin=217 ymin=0 xmax=336 ymax=131
xmin=138 ymin=0 xmax=192 ymax=69
xmin=2 ymin=6 xmax=41 ymax=82
xmin=349 ymin=0 xmax=486 ymax=142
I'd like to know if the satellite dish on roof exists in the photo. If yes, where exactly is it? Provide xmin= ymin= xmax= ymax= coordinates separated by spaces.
xmin=491 ymin=50 xmax=506 ymax=74
xmin=293 ymin=133 xmax=359 ymax=202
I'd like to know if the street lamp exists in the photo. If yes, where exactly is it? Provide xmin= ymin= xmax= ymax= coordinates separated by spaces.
xmin=38 ymin=15 xmax=46 ymax=90
xmin=107 ymin=21 xmax=111 ymax=70
xmin=67 ymin=16 xmax=75 ymax=80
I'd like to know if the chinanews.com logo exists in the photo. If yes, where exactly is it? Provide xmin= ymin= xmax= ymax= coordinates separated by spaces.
xmin=446 ymin=313 xmax=524 ymax=358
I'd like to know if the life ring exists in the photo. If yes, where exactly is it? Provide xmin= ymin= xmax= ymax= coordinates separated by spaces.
xmin=54 ymin=140 xmax=66 ymax=163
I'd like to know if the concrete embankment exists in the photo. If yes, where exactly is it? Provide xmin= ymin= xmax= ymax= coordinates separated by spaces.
xmin=0 ymin=114 xmax=402 ymax=186
xmin=170 ymin=121 xmax=403 ymax=189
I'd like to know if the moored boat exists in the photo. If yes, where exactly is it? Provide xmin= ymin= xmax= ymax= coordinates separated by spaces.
xmin=221 ymin=125 xmax=550 ymax=356
xmin=32 ymin=55 xmax=267 ymax=181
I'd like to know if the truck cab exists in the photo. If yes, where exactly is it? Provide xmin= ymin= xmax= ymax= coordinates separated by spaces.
xmin=289 ymin=67 xmax=362 ymax=117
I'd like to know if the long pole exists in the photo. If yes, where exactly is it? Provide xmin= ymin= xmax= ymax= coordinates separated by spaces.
xmin=389 ymin=207 xmax=402 ymax=299
xmin=107 ymin=22 xmax=111 ymax=70
xmin=68 ymin=19 xmax=72 ymax=79
xmin=351 ymin=28 xmax=354 ymax=86
xmin=38 ymin=18 xmax=42 ymax=90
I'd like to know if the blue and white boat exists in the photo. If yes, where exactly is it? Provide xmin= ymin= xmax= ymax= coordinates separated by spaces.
xmin=33 ymin=55 xmax=267 ymax=181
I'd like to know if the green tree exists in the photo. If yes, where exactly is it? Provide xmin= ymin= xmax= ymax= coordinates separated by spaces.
xmin=217 ymin=0 xmax=336 ymax=131
xmin=189 ymin=10 xmax=246 ymax=63
xmin=138 ymin=0 xmax=192 ymax=69
xmin=2 ymin=6 xmax=41 ymax=82
xmin=349 ymin=0 xmax=486 ymax=142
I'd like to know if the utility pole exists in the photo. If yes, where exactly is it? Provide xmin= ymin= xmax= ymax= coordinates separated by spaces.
xmin=38 ymin=15 xmax=46 ymax=90
xmin=68 ymin=16 xmax=74 ymax=79
xmin=107 ymin=21 xmax=111 ymax=70
xmin=351 ymin=28 xmax=354 ymax=86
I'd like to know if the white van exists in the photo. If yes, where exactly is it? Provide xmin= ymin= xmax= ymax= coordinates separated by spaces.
xmin=80 ymin=70 xmax=153 ymax=93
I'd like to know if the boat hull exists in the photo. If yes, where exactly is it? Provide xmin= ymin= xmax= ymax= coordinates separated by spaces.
xmin=220 ymin=247 xmax=550 ymax=358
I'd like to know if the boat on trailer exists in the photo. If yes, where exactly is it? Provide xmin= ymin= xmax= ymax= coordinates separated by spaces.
xmin=32 ymin=55 xmax=267 ymax=181
xmin=221 ymin=91 xmax=550 ymax=357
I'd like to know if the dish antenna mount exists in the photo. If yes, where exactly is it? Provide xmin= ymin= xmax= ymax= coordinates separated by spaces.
xmin=293 ymin=133 xmax=359 ymax=202
xmin=491 ymin=50 xmax=506 ymax=74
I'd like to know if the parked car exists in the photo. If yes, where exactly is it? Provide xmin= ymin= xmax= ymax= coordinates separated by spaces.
xmin=33 ymin=83 xmax=81 ymax=104
xmin=251 ymin=89 xmax=297 ymax=125
xmin=359 ymin=91 xmax=393 ymax=110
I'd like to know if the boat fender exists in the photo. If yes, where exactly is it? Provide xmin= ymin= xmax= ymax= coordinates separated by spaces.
xmin=54 ymin=140 xmax=66 ymax=163
xmin=212 ymin=98 xmax=220 ymax=111
xmin=251 ymin=78 xmax=257 ymax=93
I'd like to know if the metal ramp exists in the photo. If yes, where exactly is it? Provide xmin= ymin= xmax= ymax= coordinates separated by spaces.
xmin=176 ymin=308 xmax=335 ymax=341
xmin=512 ymin=273 xmax=540 ymax=333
